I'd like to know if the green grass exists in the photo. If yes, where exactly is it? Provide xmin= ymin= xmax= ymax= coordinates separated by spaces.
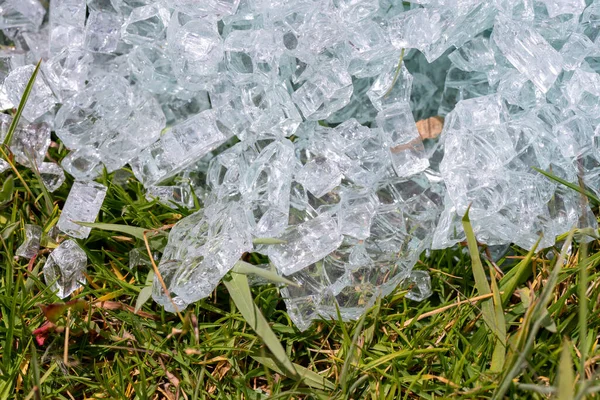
xmin=1 ymin=73 xmax=600 ymax=400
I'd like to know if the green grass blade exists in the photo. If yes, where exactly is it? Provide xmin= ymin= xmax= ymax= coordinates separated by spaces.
xmin=252 ymin=237 xmax=287 ymax=245
xmin=340 ymin=311 xmax=367 ymax=394
xmin=75 ymin=221 xmax=150 ymax=240
xmin=29 ymin=159 xmax=54 ymax=216
xmin=251 ymin=355 xmax=335 ymax=391
xmin=578 ymin=242 xmax=589 ymax=374
xmin=223 ymin=272 xmax=298 ymax=378
xmin=499 ymin=236 xmax=541 ymax=305
xmin=232 ymin=261 xmax=298 ymax=287
xmin=135 ymin=270 xmax=154 ymax=313
xmin=2 ymin=59 xmax=42 ymax=147
xmin=461 ymin=207 xmax=492 ymax=297
xmin=534 ymin=167 xmax=600 ymax=204
xmin=0 ymin=176 xmax=14 ymax=206
xmin=557 ymin=340 xmax=575 ymax=400
xmin=462 ymin=207 xmax=506 ymax=372
xmin=488 ymin=264 xmax=506 ymax=373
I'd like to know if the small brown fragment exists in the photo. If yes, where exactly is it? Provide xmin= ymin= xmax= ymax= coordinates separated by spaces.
xmin=416 ymin=116 xmax=444 ymax=140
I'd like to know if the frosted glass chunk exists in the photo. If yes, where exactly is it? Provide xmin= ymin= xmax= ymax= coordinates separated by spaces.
xmin=376 ymin=103 xmax=429 ymax=178
xmin=4 ymin=66 xmax=57 ymax=122
xmin=43 ymin=49 xmax=93 ymax=101
xmin=492 ymin=14 xmax=563 ymax=93
xmin=9 ymin=122 xmax=51 ymax=168
xmin=367 ymin=63 xmax=413 ymax=112
xmin=559 ymin=32 xmax=595 ymax=71
xmin=0 ymin=0 xmax=45 ymax=31
xmin=16 ymin=224 xmax=42 ymax=259
xmin=84 ymin=11 xmax=123 ymax=53
xmin=43 ymin=239 xmax=87 ymax=298
xmin=165 ymin=0 xmax=241 ymax=17
xmin=448 ymin=37 xmax=496 ymax=72
xmin=169 ymin=18 xmax=224 ymax=88
xmin=146 ymin=185 xmax=195 ymax=208
xmin=130 ymin=110 xmax=228 ymax=186
xmin=240 ymin=140 xmax=295 ymax=237
xmin=38 ymin=162 xmax=66 ymax=192
xmin=540 ymin=0 xmax=585 ymax=18
xmin=387 ymin=8 xmax=448 ymax=52
xmin=152 ymin=204 xmax=252 ymax=311
xmin=121 ymin=4 xmax=170 ymax=45
xmin=296 ymin=157 xmax=343 ymax=198
xmin=50 ymin=0 xmax=86 ymax=28
xmin=57 ymin=181 xmax=108 ymax=239
xmin=292 ymin=60 xmax=353 ymax=120
xmin=404 ymin=270 xmax=432 ymax=302
xmin=269 ymin=213 xmax=343 ymax=276
xmin=61 ymin=148 xmax=104 ymax=181
xmin=339 ymin=188 xmax=378 ymax=240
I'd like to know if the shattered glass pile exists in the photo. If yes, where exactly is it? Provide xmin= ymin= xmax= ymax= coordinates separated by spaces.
xmin=4 ymin=0 xmax=600 ymax=329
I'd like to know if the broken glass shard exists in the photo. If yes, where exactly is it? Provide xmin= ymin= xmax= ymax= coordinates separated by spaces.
xmin=57 ymin=181 xmax=108 ymax=239
xmin=16 ymin=224 xmax=42 ymax=259
xmin=43 ymin=239 xmax=87 ymax=298
xmin=38 ymin=162 xmax=66 ymax=192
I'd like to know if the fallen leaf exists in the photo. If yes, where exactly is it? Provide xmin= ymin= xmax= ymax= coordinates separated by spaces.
xmin=416 ymin=116 xmax=444 ymax=139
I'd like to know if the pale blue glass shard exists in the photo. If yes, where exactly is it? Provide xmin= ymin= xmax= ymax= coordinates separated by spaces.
xmin=292 ymin=60 xmax=353 ymax=121
xmin=332 ymin=0 xmax=378 ymax=24
xmin=269 ymin=213 xmax=343 ymax=276
xmin=131 ymin=110 xmax=229 ymax=186
xmin=346 ymin=20 xmax=394 ymax=78
xmin=493 ymin=0 xmax=534 ymax=21
xmin=404 ymin=270 xmax=432 ymax=302
xmin=552 ymin=114 xmax=595 ymax=160
xmin=121 ymin=4 xmax=170 ymax=45
xmin=563 ymin=68 xmax=600 ymax=118
xmin=16 ymin=224 xmax=42 ymax=259
xmin=376 ymin=102 xmax=429 ymax=178
xmin=4 ymin=65 xmax=57 ymax=122
xmin=0 ymin=0 xmax=45 ymax=31
xmin=152 ymin=204 xmax=252 ymax=311
xmin=165 ymin=0 xmax=241 ymax=17
xmin=560 ymin=32 xmax=595 ymax=71
xmin=84 ymin=11 xmax=123 ymax=53
xmin=146 ymin=185 xmax=195 ymax=208
xmin=448 ymin=37 xmax=496 ymax=72
xmin=49 ymin=0 xmax=86 ymax=54
xmin=367 ymin=62 xmax=413 ymax=112
xmin=431 ymin=196 xmax=465 ymax=249
xmin=169 ymin=18 xmax=224 ymax=89
xmin=128 ymin=44 xmax=178 ymax=95
xmin=339 ymin=188 xmax=378 ymax=240
xmin=421 ymin=2 xmax=497 ymax=63
xmin=540 ymin=0 xmax=585 ymax=18
xmin=50 ymin=0 xmax=86 ymax=28
xmin=9 ymin=122 xmax=51 ymax=168
xmin=61 ymin=148 xmax=104 ymax=181
xmin=43 ymin=240 xmax=87 ymax=298
xmin=279 ymin=262 xmax=336 ymax=331
xmin=492 ymin=13 xmax=563 ymax=93
xmin=497 ymin=69 xmax=544 ymax=109
xmin=57 ymin=181 xmax=108 ymax=239
xmin=43 ymin=49 xmax=93 ymax=101
xmin=39 ymin=162 xmax=66 ymax=192
xmin=240 ymin=140 xmax=295 ymax=237
xmin=387 ymin=8 xmax=450 ymax=53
